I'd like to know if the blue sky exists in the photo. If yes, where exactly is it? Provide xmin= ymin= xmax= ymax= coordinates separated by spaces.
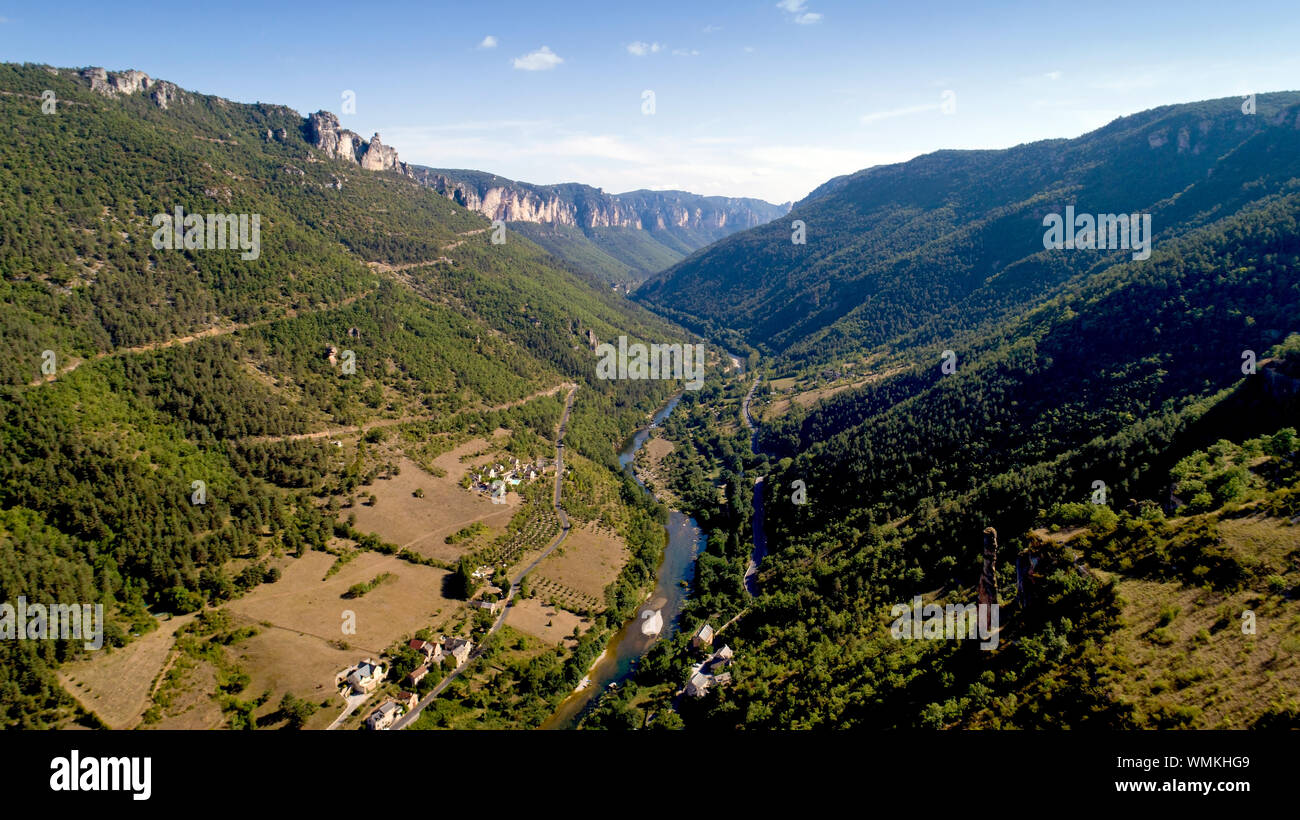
xmin=3 ymin=0 xmax=1298 ymax=202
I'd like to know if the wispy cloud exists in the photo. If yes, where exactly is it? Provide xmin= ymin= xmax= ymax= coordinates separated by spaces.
xmin=1044 ymin=70 xmax=1061 ymax=80
xmin=513 ymin=46 xmax=563 ymax=71
xmin=386 ymin=119 xmax=900 ymax=202
xmin=859 ymin=102 xmax=942 ymax=124
xmin=673 ymin=48 xmax=700 ymax=57
xmin=703 ymin=24 xmax=722 ymax=34
xmin=777 ymin=0 xmax=822 ymax=24
xmin=627 ymin=41 xmax=662 ymax=56
xmin=478 ymin=35 xmax=498 ymax=49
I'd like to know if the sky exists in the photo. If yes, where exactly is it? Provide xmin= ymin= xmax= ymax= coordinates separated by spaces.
xmin=3 ymin=0 xmax=1299 ymax=203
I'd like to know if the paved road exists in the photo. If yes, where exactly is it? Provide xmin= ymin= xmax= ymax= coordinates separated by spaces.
xmin=391 ymin=384 xmax=577 ymax=730
xmin=741 ymin=374 xmax=766 ymax=594
xmin=741 ymin=375 xmax=760 ymax=450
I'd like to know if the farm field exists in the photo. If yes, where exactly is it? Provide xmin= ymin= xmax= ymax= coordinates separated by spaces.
xmin=533 ymin=523 xmax=627 ymax=605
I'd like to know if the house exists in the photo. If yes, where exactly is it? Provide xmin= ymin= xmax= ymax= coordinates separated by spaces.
xmin=395 ymin=691 xmax=419 ymax=710
xmin=703 ymin=645 xmax=734 ymax=675
xmin=443 ymin=637 xmax=473 ymax=666
xmin=685 ymin=667 xmax=712 ymax=699
xmin=408 ymin=639 xmax=441 ymax=663
xmin=344 ymin=658 xmax=385 ymax=694
xmin=474 ymin=599 xmax=499 ymax=614
xmin=408 ymin=664 xmax=429 ymax=686
xmin=692 ymin=623 xmax=715 ymax=649
xmin=365 ymin=699 xmax=404 ymax=730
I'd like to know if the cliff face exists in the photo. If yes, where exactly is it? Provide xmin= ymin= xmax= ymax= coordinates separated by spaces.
xmin=305 ymin=111 xmax=411 ymax=177
xmin=77 ymin=67 xmax=186 ymax=109
xmin=409 ymin=167 xmax=790 ymax=233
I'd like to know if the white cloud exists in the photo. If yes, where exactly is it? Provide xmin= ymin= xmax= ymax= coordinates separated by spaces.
xmin=743 ymin=46 xmax=756 ymax=53
xmin=531 ymin=134 xmax=653 ymax=164
xmin=703 ymin=24 xmax=722 ymax=33
xmin=478 ymin=35 xmax=498 ymax=49
xmin=1044 ymin=70 xmax=1061 ymax=80
xmin=672 ymin=48 xmax=700 ymax=57
xmin=513 ymin=46 xmax=563 ymax=71
xmin=627 ymin=41 xmax=663 ymax=56
xmin=778 ymin=0 xmax=822 ymax=23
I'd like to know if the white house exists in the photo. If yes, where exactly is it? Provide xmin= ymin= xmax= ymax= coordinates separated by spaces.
xmin=345 ymin=658 xmax=385 ymax=694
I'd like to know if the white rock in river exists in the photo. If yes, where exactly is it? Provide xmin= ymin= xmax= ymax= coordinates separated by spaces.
xmin=640 ymin=608 xmax=663 ymax=637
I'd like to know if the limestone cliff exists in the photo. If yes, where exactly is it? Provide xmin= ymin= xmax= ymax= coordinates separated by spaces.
xmin=409 ymin=166 xmax=790 ymax=233
xmin=77 ymin=67 xmax=186 ymax=109
xmin=305 ymin=111 xmax=411 ymax=177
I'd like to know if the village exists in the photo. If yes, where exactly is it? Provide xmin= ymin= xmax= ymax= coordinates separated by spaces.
xmin=682 ymin=622 xmax=735 ymax=699
xmin=467 ymin=455 xmax=554 ymax=503
xmin=336 ymin=634 xmax=476 ymax=730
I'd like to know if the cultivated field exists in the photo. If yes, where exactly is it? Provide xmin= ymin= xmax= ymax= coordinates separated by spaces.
xmin=535 ymin=523 xmax=628 ymax=601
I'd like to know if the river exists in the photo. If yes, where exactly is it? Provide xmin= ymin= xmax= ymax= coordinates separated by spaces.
xmin=540 ymin=394 xmax=706 ymax=729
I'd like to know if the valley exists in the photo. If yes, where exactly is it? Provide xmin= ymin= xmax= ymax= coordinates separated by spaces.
xmin=0 ymin=61 xmax=1296 ymax=735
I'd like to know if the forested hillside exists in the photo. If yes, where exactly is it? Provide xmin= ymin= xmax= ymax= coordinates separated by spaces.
xmin=598 ymin=93 xmax=1300 ymax=730
xmin=637 ymin=92 xmax=1300 ymax=366
xmin=0 ymin=63 xmax=692 ymax=727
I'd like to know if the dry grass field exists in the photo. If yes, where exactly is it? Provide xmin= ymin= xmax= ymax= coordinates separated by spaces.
xmin=229 ymin=627 xmax=361 ymax=727
xmin=145 ymin=661 xmax=225 ymax=730
xmin=1114 ymin=573 xmax=1300 ymax=728
xmin=57 ymin=613 xmax=195 ymax=729
xmin=347 ymin=455 xmax=518 ymax=562
xmin=505 ymin=598 xmax=586 ymax=647
xmin=223 ymin=549 xmax=457 ymax=654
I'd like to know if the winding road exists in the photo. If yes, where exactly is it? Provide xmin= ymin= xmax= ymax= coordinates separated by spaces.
xmin=389 ymin=383 xmax=577 ymax=730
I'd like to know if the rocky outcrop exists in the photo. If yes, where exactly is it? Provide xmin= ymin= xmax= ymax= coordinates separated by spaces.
xmin=305 ymin=111 xmax=411 ymax=177
xmin=409 ymin=167 xmax=790 ymax=232
xmin=78 ymin=67 xmax=187 ymax=109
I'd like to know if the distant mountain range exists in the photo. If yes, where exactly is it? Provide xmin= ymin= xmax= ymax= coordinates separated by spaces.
xmin=295 ymin=107 xmax=790 ymax=287
xmin=407 ymin=168 xmax=791 ymax=288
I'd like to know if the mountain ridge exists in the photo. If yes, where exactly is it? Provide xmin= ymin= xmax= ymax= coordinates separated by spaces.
xmin=638 ymin=90 xmax=1300 ymax=363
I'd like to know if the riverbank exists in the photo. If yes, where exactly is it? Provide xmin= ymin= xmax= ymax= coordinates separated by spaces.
xmin=539 ymin=394 xmax=704 ymax=729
